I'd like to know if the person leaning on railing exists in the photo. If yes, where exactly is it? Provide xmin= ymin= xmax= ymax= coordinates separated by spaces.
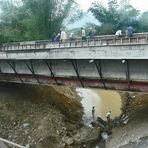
xmin=115 ymin=30 xmax=122 ymax=37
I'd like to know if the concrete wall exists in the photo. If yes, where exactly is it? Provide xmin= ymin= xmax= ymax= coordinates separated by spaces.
xmin=0 ymin=44 xmax=148 ymax=60
xmin=0 ymin=59 xmax=141 ymax=80
xmin=0 ymin=59 xmax=148 ymax=86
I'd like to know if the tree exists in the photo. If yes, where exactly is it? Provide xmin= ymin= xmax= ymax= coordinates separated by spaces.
xmin=89 ymin=0 xmax=120 ymax=34
xmin=89 ymin=0 xmax=141 ymax=34
xmin=64 ymin=2 xmax=84 ymax=25
xmin=138 ymin=11 xmax=148 ymax=32
xmin=118 ymin=5 xmax=140 ymax=30
xmin=0 ymin=0 xmax=77 ymax=42
xmin=0 ymin=0 xmax=25 ymax=42
xmin=119 ymin=0 xmax=130 ymax=7
xmin=108 ymin=0 xmax=118 ymax=11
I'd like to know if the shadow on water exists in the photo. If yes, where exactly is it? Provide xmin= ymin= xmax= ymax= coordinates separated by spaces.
xmin=76 ymin=88 xmax=122 ymax=124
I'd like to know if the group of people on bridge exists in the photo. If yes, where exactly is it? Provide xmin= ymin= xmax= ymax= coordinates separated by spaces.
xmin=51 ymin=27 xmax=94 ymax=43
xmin=115 ymin=26 xmax=134 ymax=37
xmin=51 ymin=26 xmax=134 ymax=43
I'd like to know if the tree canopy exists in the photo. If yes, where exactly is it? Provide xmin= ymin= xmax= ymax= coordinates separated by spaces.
xmin=0 ymin=0 xmax=148 ymax=43
xmin=0 ymin=0 xmax=79 ymax=43
xmin=89 ymin=0 xmax=147 ymax=35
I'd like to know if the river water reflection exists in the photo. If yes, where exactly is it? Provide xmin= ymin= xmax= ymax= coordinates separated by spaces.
xmin=76 ymin=88 xmax=122 ymax=123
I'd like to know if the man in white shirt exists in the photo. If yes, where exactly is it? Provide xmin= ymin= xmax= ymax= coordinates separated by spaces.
xmin=81 ymin=27 xmax=86 ymax=40
xmin=60 ymin=30 xmax=67 ymax=43
xmin=106 ymin=111 xmax=111 ymax=122
xmin=70 ymin=32 xmax=75 ymax=40
xmin=115 ymin=30 xmax=122 ymax=37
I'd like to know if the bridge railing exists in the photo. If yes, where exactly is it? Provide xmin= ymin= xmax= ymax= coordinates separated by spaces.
xmin=1 ymin=33 xmax=148 ymax=51
xmin=0 ymin=137 xmax=28 ymax=148
xmin=2 ymin=32 xmax=148 ymax=45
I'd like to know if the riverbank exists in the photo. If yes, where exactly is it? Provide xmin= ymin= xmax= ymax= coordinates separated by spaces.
xmin=2 ymin=82 xmax=148 ymax=148
xmin=106 ymin=92 xmax=148 ymax=148
xmin=0 ymin=82 xmax=100 ymax=148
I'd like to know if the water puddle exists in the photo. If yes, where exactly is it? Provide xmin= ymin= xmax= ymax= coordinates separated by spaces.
xmin=76 ymin=88 xmax=122 ymax=124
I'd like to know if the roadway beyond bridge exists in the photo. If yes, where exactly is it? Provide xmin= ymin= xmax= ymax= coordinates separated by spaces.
xmin=0 ymin=33 xmax=148 ymax=92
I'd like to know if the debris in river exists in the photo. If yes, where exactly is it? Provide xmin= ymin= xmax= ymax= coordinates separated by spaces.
xmin=101 ymin=132 xmax=109 ymax=142
xmin=96 ymin=117 xmax=106 ymax=130
xmin=120 ymin=114 xmax=129 ymax=124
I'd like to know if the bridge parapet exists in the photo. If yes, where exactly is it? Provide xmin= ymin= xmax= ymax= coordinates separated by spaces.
xmin=1 ymin=33 xmax=148 ymax=51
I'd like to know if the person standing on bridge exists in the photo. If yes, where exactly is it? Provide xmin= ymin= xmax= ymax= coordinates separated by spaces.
xmin=81 ymin=27 xmax=86 ymax=40
xmin=69 ymin=32 xmax=75 ymax=40
xmin=60 ymin=30 xmax=67 ymax=43
xmin=55 ymin=33 xmax=60 ymax=42
xmin=88 ymin=28 xmax=93 ymax=40
xmin=127 ymin=26 xmax=134 ymax=37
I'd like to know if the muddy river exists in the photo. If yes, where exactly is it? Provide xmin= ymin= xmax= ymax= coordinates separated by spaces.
xmin=76 ymin=88 xmax=122 ymax=123
xmin=77 ymin=88 xmax=148 ymax=148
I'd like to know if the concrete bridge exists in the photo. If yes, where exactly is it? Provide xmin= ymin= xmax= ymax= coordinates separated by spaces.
xmin=0 ymin=33 xmax=148 ymax=92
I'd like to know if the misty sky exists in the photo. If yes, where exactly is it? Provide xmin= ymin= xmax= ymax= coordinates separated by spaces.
xmin=77 ymin=0 xmax=148 ymax=12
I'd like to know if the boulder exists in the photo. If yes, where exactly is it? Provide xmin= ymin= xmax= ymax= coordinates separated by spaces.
xmin=73 ymin=126 xmax=100 ymax=144
xmin=62 ymin=137 xmax=74 ymax=145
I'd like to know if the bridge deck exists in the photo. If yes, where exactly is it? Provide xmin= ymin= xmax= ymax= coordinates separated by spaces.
xmin=1 ymin=33 xmax=148 ymax=52
xmin=0 ymin=33 xmax=148 ymax=91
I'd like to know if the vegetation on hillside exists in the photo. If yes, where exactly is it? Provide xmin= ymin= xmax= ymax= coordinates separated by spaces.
xmin=0 ymin=0 xmax=148 ymax=43
xmin=0 ymin=0 xmax=81 ymax=43
xmin=89 ymin=0 xmax=148 ymax=35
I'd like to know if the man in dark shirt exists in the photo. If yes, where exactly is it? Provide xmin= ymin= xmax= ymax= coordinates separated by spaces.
xmin=92 ymin=106 xmax=95 ymax=120
xmin=128 ymin=26 xmax=134 ymax=37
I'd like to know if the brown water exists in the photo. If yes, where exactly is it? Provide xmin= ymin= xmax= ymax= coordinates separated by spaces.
xmin=76 ymin=88 xmax=122 ymax=123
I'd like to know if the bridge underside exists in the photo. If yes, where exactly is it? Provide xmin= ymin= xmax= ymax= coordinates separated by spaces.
xmin=0 ymin=73 xmax=148 ymax=92
xmin=0 ymin=59 xmax=148 ymax=92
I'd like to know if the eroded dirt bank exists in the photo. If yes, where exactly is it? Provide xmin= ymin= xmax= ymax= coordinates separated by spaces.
xmin=2 ymin=82 xmax=148 ymax=148
xmin=106 ymin=92 xmax=148 ymax=148
xmin=0 ymin=82 xmax=100 ymax=148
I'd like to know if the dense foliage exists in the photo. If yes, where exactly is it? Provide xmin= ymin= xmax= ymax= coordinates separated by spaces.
xmin=0 ymin=0 xmax=78 ymax=43
xmin=0 ymin=0 xmax=148 ymax=43
xmin=89 ymin=0 xmax=148 ymax=35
